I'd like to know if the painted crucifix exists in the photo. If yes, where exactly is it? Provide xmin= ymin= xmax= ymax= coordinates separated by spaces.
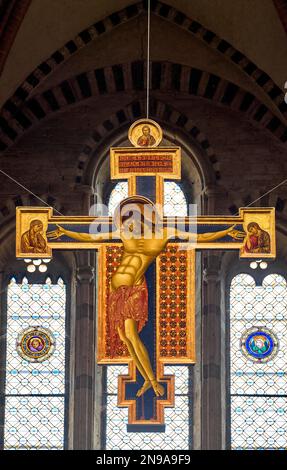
xmin=16 ymin=119 xmax=276 ymax=431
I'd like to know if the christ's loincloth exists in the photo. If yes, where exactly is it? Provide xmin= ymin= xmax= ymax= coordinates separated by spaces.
xmin=108 ymin=280 xmax=148 ymax=357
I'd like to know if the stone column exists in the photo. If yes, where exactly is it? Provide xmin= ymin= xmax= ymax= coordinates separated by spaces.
xmin=192 ymin=251 xmax=202 ymax=450
xmin=201 ymin=253 xmax=222 ymax=449
xmin=200 ymin=185 xmax=225 ymax=449
xmin=72 ymin=251 xmax=103 ymax=449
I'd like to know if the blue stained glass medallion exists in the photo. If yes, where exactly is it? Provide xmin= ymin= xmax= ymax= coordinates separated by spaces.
xmin=241 ymin=327 xmax=278 ymax=362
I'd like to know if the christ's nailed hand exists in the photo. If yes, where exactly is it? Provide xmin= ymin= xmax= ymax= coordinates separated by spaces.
xmin=46 ymin=224 xmax=66 ymax=240
xmin=227 ymin=225 xmax=246 ymax=240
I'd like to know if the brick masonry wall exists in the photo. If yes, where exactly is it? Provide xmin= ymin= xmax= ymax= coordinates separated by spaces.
xmin=0 ymin=0 xmax=31 ymax=74
xmin=0 ymin=90 xmax=286 ymax=221
xmin=273 ymin=0 xmax=287 ymax=34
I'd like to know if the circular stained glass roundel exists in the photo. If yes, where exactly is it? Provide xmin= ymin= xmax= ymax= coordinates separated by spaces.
xmin=16 ymin=326 xmax=55 ymax=362
xmin=241 ymin=327 xmax=278 ymax=362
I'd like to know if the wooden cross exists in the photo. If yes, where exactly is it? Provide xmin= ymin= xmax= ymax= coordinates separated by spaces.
xmin=16 ymin=119 xmax=275 ymax=432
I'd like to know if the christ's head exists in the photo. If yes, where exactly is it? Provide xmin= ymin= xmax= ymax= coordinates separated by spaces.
xmin=114 ymin=196 xmax=159 ymax=237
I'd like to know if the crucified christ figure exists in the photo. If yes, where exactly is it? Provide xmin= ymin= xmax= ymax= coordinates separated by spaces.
xmin=47 ymin=196 xmax=243 ymax=397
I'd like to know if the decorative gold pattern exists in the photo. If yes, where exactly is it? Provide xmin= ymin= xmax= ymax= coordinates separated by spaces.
xmin=157 ymin=245 xmax=195 ymax=363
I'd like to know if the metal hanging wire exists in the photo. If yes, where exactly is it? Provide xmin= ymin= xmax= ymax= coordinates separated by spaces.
xmin=0 ymin=169 xmax=64 ymax=216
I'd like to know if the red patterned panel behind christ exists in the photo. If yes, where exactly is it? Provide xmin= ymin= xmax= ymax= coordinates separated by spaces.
xmin=105 ymin=245 xmax=127 ymax=357
xmin=158 ymin=245 xmax=188 ymax=358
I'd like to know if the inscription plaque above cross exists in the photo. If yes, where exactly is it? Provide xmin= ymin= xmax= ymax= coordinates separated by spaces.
xmin=16 ymin=118 xmax=276 ymax=431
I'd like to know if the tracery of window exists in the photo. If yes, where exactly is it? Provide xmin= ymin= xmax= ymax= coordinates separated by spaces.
xmin=108 ymin=181 xmax=188 ymax=216
xmin=3 ymin=276 xmax=68 ymax=450
xmin=229 ymin=273 xmax=287 ymax=450
xmin=163 ymin=181 xmax=188 ymax=216
xmin=108 ymin=182 xmax=128 ymax=216
xmin=104 ymin=182 xmax=192 ymax=450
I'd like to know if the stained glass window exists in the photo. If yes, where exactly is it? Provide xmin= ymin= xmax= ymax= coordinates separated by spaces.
xmin=108 ymin=182 xmax=128 ymax=216
xmin=104 ymin=366 xmax=191 ymax=450
xmin=3 ymin=276 xmax=68 ymax=450
xmin=163 ymin=181 xmax=188 ymax=216
xmin=230 ymin=273 xmax=287 ymax=450
xmin=108 ymin=181 xmax=187 ymax=216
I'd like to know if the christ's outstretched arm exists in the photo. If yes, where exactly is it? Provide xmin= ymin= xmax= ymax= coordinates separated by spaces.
xmin=47 ymin=224 xmax=119 ymax=242
xmin=167 ymin=224 xmax=245 ymax=242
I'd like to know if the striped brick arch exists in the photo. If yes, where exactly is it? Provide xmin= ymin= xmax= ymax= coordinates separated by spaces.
xmin=1 ymin=0 xmax=287 ymax=148
xmin=75 ymin=97 xmax=218 ymax=185
xmin=1 ymin=59 xmax=287 ymax=153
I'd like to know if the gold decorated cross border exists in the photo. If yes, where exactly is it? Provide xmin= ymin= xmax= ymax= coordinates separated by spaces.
xmin=16 ymin=206 xmax=276 ymax=259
